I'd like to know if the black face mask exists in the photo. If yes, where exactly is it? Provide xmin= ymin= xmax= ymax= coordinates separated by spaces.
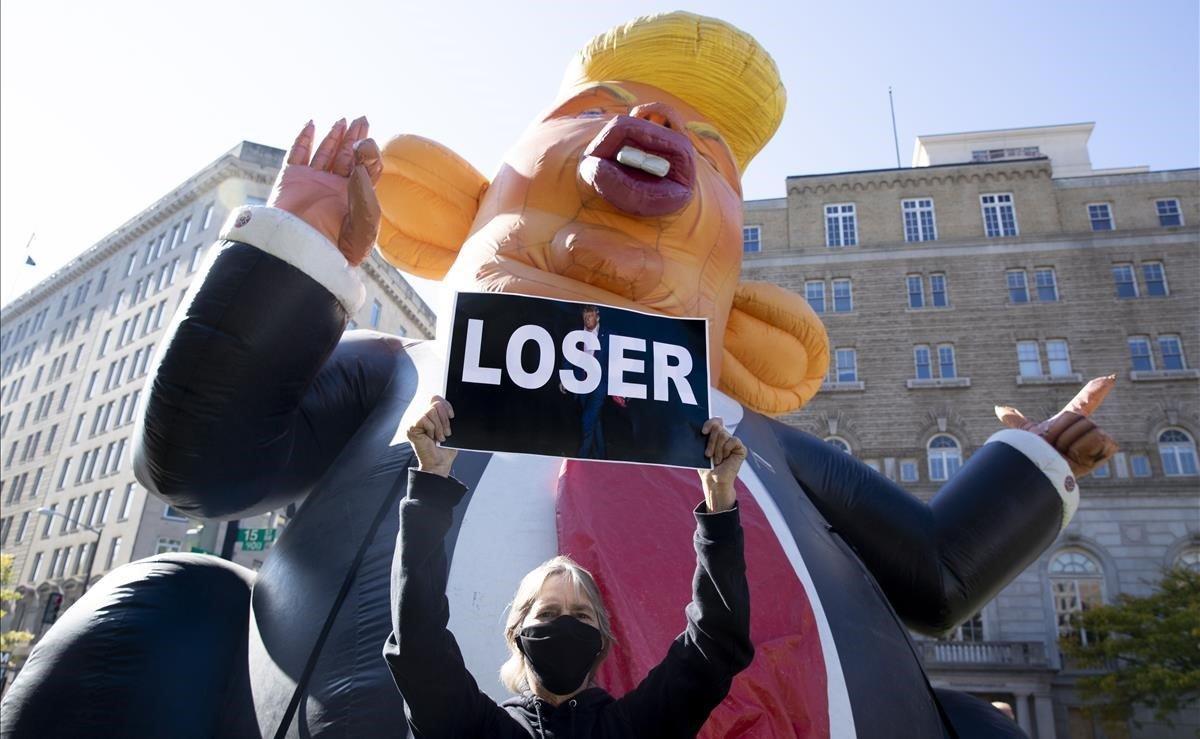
xmin=517 ymin=615 xmax=603 ymax=696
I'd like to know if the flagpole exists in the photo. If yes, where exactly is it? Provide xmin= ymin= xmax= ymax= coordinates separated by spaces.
xmin=23 ymin=233 xmax=36 ymax=267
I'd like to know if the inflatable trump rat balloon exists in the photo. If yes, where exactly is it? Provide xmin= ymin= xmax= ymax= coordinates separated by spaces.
xmin=1 ymin=12 xmax=1118 ymax=739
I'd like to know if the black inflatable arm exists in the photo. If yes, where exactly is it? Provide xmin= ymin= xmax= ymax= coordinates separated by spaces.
xmin=133 ymin=207 xmax=397 ymax=519
xmin=774 ymin=423 xmax=1074 ymax=635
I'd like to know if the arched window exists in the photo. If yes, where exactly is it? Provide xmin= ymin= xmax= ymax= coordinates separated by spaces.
xmin=927 ymin=435 xmax=962 ymax=481
xmin=825 ymin=436 xmax=851 ymax=455
xmin=1158 ymin=429 xmax=1198 ymax=477
xmin=1176 ymin=547 xmax=1200 ymax=573
xmin=1049 ymin=550 xmax=1104 ymax=646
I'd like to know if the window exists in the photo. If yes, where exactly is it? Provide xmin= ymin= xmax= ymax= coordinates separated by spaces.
xmin=1178 ymin=548 xmax=1200 ymax=572
xmin=73 ymin=543 xmax=89 ymax=575
xmin=927 ymin=435 xmax=962 ymax=481
xmin=1017 ymin=341 xmax=1041 ymax=377
xmin=1142 ymin=262 xmax=1167 ymax=296
xmin=1156 ymin=199 xmax=1182 ymax=227
xmin=1112 ymin=264 xmax=1137 ymax=298
xmin=742 ymin=225 xmax=761 ymax=253
xmin=119 ymin=483 xmax=137 ymax=520
xmin=155 ymin=538 xmax=182 ymax=555
xmin=899 ymin=460 xmax=919 ymax=482
xmin=913 ymin=346 xmax=931 ymax=380
xmin=1087 ymin=203 xmax=1113 ymax=231
xmin=937 ymin=344 xmax=957 ymax=379
xmin=202 ymin=203 xmax=215 ymax=230
xmin=106 ymin=536 xmax=122 ymax=570
xmin=1092 ymin=461 xmax=1111 ymax=478
xmin=950 ymin=612 xmax=985 ymax=642
xmin=1050 ymin=550 xmax=1104 ymax=646
xmin=1158 ymin=429 xmax=1198 ymax=476
xmin=824 ymin=203 xmax=857 ymax=247
xmin=245 ymin=195 xmax=267 ymax=206
xmin=40 ymin=504 xmax=57 ymax=538
xmin=1046 ymin=340 xmax=1072 ymax=376
xmin=929 ymin=274 xmax=947 ymax=308
xmin=901 ymin=198 xmax=937 ymax=242
xmin=1006 ymin=270 xmax=1029 ymax=303
xmin=831 ymin=279 xmax=852 ymax=313
xmin=825 ymin=437 xmax=851 ymax=454
xmin=834 ymin=348 xmax=857 ymax=383
xmin=180 ymin=217 xmax=192 ymax=244
xmin=15 ymin=511 xmax=30 ymax=542
xmin=981 ymin=193 xmax=1018 ymax=237
xmin=28 ymin=552 xmax=43 ymax=583
xmin=971 ymin=146 xmax=1041 ymax=162
xmin=804 ymin=281 xmax=826 ymax=314
xmin=189 ymin=246 xmax=204 ymax=273
xmin=906 ymin=275 xmax=924 ymax=309
xmin=1128 ymin=336 xmax=1154 ymax=372
xmin=1034 ymin=268 xmax=1058 ymax=302
xmin=369 ymin=300 xmax=383 ymax=329
xmin=163 ymin=505 xmax=188 ymax=521
xmin=1159 ymin=335 xmax=1185 ymax=370
xmin=1130 ymin=454 xmax=1152 ymax=477
xmin=56 ymin=457 xmax=73 ymax=489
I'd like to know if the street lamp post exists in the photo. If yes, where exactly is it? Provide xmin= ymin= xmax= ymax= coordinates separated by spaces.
xmin=36 ymin=508 xmax=103 ymax=596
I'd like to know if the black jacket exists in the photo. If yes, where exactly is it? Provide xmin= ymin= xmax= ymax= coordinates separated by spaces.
xmin=383 ymin=469 xmax=754 ymax=738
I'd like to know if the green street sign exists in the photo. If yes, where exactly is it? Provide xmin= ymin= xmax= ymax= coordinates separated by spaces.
xmin=189 ymin=547 xmax=212 ymax=555
xmin=236 ymin=528 xmax=278 ymax=544
xmin=242 ymin=541 xmax=267 ymax=551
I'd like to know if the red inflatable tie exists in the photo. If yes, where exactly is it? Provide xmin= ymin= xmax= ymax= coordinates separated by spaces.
xmin=557 ymin=460 xmax=830 ymax=738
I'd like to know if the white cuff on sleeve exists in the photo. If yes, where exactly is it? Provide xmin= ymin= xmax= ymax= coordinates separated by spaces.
xmin=986 ymin=428 xmax=1078 ymax=531
xmin=219 ymin=206 xmax=366 ymax=315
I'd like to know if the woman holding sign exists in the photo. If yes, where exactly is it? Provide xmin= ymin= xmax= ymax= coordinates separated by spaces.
xmin=384 ymin=397 xmax=753 ymax=738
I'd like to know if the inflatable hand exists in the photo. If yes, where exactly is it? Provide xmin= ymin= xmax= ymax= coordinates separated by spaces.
xmin=720 ymin=281 xmax=829 ymax=415
xmin=268 ymin=117 xmax=383 ymax=266
xmin=376 ymin=135 xmax=489 ymax=279
xmin=995 ymin=374 xmax=1119 ymax=477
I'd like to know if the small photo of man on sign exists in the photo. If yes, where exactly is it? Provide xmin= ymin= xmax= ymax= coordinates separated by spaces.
xmin=442 ymin=292 xmax=711 ymax=468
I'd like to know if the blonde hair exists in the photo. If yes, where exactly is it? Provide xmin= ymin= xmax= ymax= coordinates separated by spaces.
xmin=499 ymin=555 xmax=614 ymax=694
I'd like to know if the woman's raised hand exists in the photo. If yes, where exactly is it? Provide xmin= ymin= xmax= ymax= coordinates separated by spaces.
xmin=406 ymin=396 xmax=459 ymax=477
xmin=699 ymin=418 xmax=746 ymax=513
xmin=267 ymin=117 xmax=384 ymax=266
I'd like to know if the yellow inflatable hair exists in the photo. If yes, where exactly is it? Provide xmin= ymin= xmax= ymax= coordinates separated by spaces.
xmin=559 ymin=11 xmax=786 ymax=173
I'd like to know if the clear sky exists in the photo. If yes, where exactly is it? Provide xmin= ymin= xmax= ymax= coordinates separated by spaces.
xmin=2 ymin=0 xmax=1197 ymax=308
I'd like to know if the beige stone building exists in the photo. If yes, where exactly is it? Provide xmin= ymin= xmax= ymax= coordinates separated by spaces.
xmin=741 ymin=123 xmax=1199 ymax=739
xmin=0 ymin=142 xmax=434 ymax=675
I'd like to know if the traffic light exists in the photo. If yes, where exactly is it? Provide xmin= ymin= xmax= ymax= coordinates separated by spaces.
xmin=42 ymin=592 xmax=64 ymax=624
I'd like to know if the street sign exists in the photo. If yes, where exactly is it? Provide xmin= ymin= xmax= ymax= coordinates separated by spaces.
xmin=189 ymin=546 xmax=212 ymax=555
xmin=237 ymin=528 xmax=277 ymax=551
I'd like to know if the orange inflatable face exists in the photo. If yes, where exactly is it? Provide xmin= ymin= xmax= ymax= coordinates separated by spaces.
xmin=444 ymin=81 xmax=746 ymax=378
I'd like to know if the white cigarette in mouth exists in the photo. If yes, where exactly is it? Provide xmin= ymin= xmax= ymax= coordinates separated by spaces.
xmin=616 ymin=145 xmax=671 ymax=177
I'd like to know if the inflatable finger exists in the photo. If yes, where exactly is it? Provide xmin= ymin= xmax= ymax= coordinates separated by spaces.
xmin=720 ymin=280 xmax=828 ymax=415
xmin=1064 ymin=374 xmax=1117 ymax=417
xmin=376 ymin=135 xmax=489 ymax=278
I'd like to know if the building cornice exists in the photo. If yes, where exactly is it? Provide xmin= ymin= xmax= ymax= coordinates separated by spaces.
xmin=360 ymin=255 xmax=437 ymax=338
xmin=786 ymin=160 xmax=1053 ymax=197
xmin=740 ymin=227 xmax=1200 ymax=269
xmin=2 ymin=154 xmax=280 ymax=321
xmin=1052 ymin=168 xmax=1200 ymax=189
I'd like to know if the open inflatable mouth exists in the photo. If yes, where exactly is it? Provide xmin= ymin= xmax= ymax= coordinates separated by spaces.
xmin=579 ymin=115 xmax=695 ymax=217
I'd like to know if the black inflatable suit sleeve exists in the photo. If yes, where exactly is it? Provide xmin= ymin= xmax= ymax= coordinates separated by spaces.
xmin=132 ymin=240 xmax=395 ymax=519
xmin=773 ymin=422 xmax=1065 ymax=635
